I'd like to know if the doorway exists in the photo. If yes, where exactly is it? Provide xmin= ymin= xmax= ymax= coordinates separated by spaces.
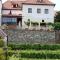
xmin=17 ymin=18 xmax=22 ymax=27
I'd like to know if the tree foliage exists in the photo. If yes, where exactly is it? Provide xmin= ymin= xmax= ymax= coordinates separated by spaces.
xmin=55 ymin=11 xmax=60 ymax=22
xmin=54 ymin=22 xmax=60 ymax=30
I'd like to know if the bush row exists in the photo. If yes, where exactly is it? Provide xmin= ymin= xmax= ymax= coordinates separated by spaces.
xmin=20 ymin=53 xmax=60 ymax=59
xmin=8 ymin=50 xmax=60 ymax=59
xmin=8 ymin=44 xmax=60 ymax=50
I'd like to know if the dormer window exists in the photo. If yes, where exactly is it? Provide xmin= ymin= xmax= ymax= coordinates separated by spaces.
xmin=12 ymin=4 xmax=18 ymax=8
xmin=37 ymin=0 xmax=43 ymax=2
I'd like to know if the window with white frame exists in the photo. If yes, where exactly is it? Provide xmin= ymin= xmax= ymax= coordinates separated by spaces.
xmin=37 ymin=8 xmax=41 ymax=13
xmin=44 ymin=9 xmax=49 ymax=14
xmin=28 ymin=8 xmax=32 ymax=13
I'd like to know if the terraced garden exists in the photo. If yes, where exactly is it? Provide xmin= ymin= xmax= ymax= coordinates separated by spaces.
xmin=8 ymin=44 xmax=60 ymax=60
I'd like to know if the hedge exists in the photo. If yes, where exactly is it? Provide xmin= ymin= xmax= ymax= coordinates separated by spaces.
xmin=8 ymin=50 xmax=60 ymax=59
xmin=20 ymin=53 xmax=60 ymax=59
xmin=8 ymin=44 xmax=60 ymax=50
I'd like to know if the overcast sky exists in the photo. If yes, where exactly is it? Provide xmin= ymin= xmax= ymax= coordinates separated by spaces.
xmin=2 ymin=0 xmax=60 ymax=11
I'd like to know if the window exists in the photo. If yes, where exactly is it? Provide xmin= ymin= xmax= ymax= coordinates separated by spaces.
xmin=12 ymin=4 xmax=18 ymax=8
xmin=45 ymin=9 xmax=49 ymax=14
xmin=37 ymin=8 xmax=41 ymax=13
xmin=2 ymin=18 xmax=16 ymax=25
xmin=28 ymin=8 xmax=32 ymax=13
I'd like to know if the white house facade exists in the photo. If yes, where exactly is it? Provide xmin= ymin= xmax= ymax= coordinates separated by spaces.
xmin=22 ymin=4 xmax=55 ymax=29
xmin=2 ymin=0 xmax=55 ymax=29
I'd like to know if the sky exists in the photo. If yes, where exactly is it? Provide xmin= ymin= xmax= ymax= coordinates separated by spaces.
xmin=2 ymin=0 xmax=60 ymax=11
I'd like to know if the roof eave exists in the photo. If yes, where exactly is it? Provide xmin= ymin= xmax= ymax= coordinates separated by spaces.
xmin=22 ymin=3 xmax=55 ymax=6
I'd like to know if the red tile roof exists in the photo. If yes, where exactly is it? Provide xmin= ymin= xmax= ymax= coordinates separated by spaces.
xmin=3 ymin=0 xmax=55 ymax=10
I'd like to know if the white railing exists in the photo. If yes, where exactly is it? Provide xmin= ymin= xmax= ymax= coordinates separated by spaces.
xmin=0 ymin=29 xmax=7 ymax=37
xmin=0 ymin=29 xmax=7 ymax=46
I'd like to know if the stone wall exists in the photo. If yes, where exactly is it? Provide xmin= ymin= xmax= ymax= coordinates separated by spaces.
xmin=3 ymin=29 xmax=56 ymax=44
xmin=55 ymin=30 xmax=60 ymax=43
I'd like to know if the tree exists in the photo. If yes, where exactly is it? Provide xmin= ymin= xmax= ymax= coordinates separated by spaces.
xmin=55 ymin=11 xmax=60 ymax=22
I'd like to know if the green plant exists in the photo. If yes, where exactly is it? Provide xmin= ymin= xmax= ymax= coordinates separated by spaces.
xmin=0 ymin=36 xmax=4 ymax=47
xmin=0 ymin=48 xmax=5 ymax=60
xmin=47 ymin=23 xmax=54 ymax=26
xmin=54 ymin=11 xmax=60 ymax=22
xmin=24 ymin=19 xmax=30 ymax=28
xmin=54 ymin=22 xmax=60 ymax=30
xmin=8 ymin=44 xmax=60 ymax=50
xmin=31 ymin=22 xmax=39 ymax=26
xmin=8 ymin=50 xmax=60 ymax=59
xmin=40 ymin=23 xmax=46 ymax=26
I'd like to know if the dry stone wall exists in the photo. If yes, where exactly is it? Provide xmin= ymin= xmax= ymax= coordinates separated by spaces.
xmin=3 ymin=29 xmax=56 ymax=44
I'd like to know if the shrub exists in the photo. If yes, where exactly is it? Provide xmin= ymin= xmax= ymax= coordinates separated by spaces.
xmin=8 ymin=50 xmax=60 ymax=59
xmin=0 ymin=36 xmax=4 ymax=47
xmin=20 ymin=51 xmax=60 ymax=59
xmin=0 ymin=48 xmax=5 ymax=60
xmin=47 ymin=23 xmax=54 ymax=26
xmin=54 ymin=22 xmax=60 ymax=30
xmin=31 ymin=22 xmax=39 ymax=26
xmin=8 ymin=44 xmax=60 ymax=50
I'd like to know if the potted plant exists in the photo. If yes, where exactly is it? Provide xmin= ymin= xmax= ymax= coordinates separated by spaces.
xmin=24 ymin=19 xmax=30 ymax=29
xmin=31 ymin=21 xmax=39 ymax=30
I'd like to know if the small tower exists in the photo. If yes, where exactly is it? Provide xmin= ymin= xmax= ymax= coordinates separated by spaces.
xmin=0 ymin=0 xmax=2 ymax=26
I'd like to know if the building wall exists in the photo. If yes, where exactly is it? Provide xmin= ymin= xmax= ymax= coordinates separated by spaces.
xmin=2 ymin=10 xmax=22 ymax=27
xmin=22 ymin=4 xmax=55 ymax=28
xmin=2 ymin=10 xmax=22 ymax=15
xmin=0 ymin=1 xmax=2 ymax=26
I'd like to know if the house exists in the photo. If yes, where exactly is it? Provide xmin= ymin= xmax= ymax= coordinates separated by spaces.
xmin=0 ymin=0 xmax=2 ymax=26
xmin=2 ymin=0 xmax=55 ymax=29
